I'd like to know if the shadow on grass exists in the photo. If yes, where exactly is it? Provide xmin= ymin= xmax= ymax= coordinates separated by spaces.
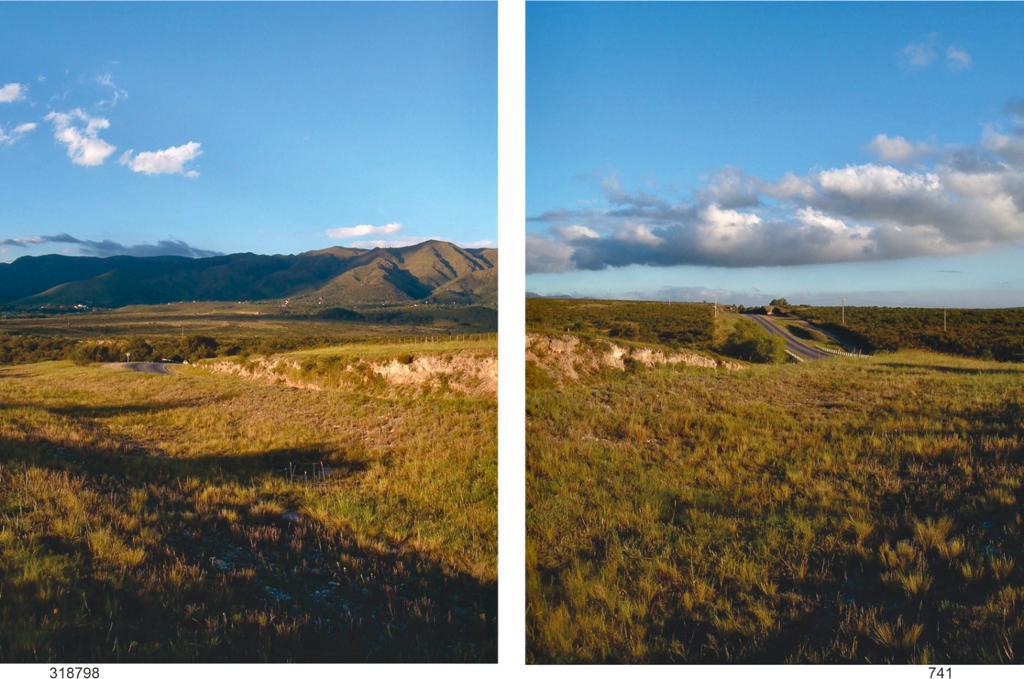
xmin=0 ymin=435 xmax=496 ymax=663
xmin=0 ymin=392 xmax=240 ymax=419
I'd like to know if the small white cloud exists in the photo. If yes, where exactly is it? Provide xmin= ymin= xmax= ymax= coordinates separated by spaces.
xmin=0 ymin=82 xmax=26 ymax=103
xmin=96 ymin=73 xmax=128 ymax=108
xmin=867 ymin=134 xmax=932 ymax=163
xmin=326 ymin=222 xmax=403 ymax=239
xmin=899 ymin=40 xmax=936 ymax=69
xmin=0 ymin=235 xmax=44 ymax=247
xmin=946 ymin=46 xmax=972 ymax=71
xmin=349 ymin=236 xmax=444 ymax=249
xmin=44 ymin=109 xmax=117 ymax=166
xmin=119 ymin=141 xmax=202 ymax=177
xmin=0 ymin=121 xmax=37 ymax=145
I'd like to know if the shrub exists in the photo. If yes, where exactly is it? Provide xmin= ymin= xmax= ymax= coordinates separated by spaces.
xmin=180 ymin=335 xmax=219 ymax=362
xmin=793 ymin=306 xmax=1024 ymax=361
xmin=70 ymin=341 xmax=119 ymax=364
xmin=720 ymin=319 xmax=787 ymax=363
xmin=608 ymin=321 xmax=641 ymax=340
xmin=124 ymin=337 xmax=154 ymax=362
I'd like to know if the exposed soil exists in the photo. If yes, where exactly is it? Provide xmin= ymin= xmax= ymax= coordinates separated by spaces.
xmin=203 ymin=350 xmax=497 ymax=397
xmin=526 ymin=332 xmax=744 ymax=381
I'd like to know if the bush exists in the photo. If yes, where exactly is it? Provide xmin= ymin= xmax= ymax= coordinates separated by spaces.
xmin=69 ymin=341 xmax=121 ymax=364
xmin=526 ymin=298 xmax=715 ymax=349
xmin=124 ymin=337 xmax=154 ymax=362
xmin=180 ymin=335 xmax=218 ymax=362
xmin=608 ymin=321 xmax=641 ymax=340
xmin=0 ymin=335 xmax=77 ymax=364
xmin=786 ymin=324 xmax=821 ymax=342
xmin=720 ymin=320 xmax=787 ymax=364
xmin=794 ymin=306 xmax=1024 ymax=361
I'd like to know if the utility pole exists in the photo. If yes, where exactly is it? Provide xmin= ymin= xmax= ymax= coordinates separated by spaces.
xmin=943 ymin=308 xmax=947 ymax=333
xmin=714 ymin=296 xmax=718 ymax=319
xmin=841 ymin=297 xmax=846 ymax=326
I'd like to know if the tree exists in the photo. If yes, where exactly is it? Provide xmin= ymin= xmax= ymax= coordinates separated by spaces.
xmin=124 ymin=337 xmax=154 ymax=362
xmin=180 ymin=335 xmax=219 ymax=362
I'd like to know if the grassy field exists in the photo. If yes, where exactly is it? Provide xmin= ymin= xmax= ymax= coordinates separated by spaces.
xmin=527 ymin=298 xmax=716 ymax=348
xmin=793 ymin=306 xmax=1024 ymax=362
xmin=0 ymin=302 xmax=496 ymax=367
xmin=527 ymin=298 xmax=786 ymax=365
xmin=0 ymin=330 xmax=496 ymax=661
xmin=527 ymin=301 xmax=1023 ymax=663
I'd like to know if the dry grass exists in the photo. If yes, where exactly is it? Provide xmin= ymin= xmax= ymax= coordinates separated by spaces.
xmin=0 ymin=338 xmax=496 ymax=661
xmin=527 ymin=342 xmax=1024 ymax=663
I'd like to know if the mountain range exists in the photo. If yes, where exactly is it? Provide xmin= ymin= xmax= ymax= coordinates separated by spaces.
xmin=0 ymin=240 xmax=497 ymax=309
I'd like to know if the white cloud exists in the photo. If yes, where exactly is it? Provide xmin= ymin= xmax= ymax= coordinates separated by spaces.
xmin=982 ymin=125 xmax=1024 ymax=165
xmin=615 ymin=223 xmax=664 ymax=246
xmin=0 ymin=121 xmax=37 ymax=145
xmin=526 ymin=234 xmax=575 ymax=274
xmin=458 ymin=239 xmax=496 ymax=248
xmin=794 ymin=207 xmax=848 ymax=234
xmin=44 ymin=109 xmax=117 ymax=166
xmin=899 ymin=40 xmax=936 ymax=69
xmin=96 ymin=73 xmax=128 ymax=107
xmin=119 ymin=141 xmax=202 ymax=177
xmin=816 ymin=164 xmax=942 ymax=199
xmin=698 ymin=166 xmax=762 ymax=208
xmin=867 ymin=134 xmax=932 ymax=163
xmin=764 ymin=172 xmax=815 ymax=200
xmin=946 ymin=46 xmax=972 ymax=71
xmin=551 ymin=224 xmax=599 ymax=241
xmin=0 ymin=235 xmax=44 ymax=247
xmin=0 ymin=83 xmax=26 ymax=103
xmin=899 ymin=37 xmax=973 ymax=73
xmin=695 ymin=205 xmax=761 ymax=250
xmin=326 ymin=222 xmax=403 ymax=239
xmin=528 ymin=99 xmax=1024 ymax=271
xmin=348 ymin=236 xmax=445 ymax=249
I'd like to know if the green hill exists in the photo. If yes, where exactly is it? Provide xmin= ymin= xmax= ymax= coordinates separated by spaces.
xmin=0 ymin=240 xmax=497 ymax=310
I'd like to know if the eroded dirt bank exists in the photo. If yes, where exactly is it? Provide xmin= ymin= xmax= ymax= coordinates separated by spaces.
xmin=526 ymin=332 xmax=743 ymax=381
xmin=203 ymin=350 xmax=497 ymax=397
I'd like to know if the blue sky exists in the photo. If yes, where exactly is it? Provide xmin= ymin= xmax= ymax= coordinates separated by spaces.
xmin=0 ymin=2 xmax=495 ymax=262
xmin=527 ymin=3 xmax=1024 ymax=307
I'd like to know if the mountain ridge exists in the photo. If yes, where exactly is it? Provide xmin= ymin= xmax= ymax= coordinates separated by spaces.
xmin=0 ymin=239 xmax=497 ymax=309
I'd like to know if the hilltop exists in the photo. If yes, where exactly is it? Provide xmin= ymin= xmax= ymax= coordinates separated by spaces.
xmin=0 ymin=239 xmax=497 ymax=310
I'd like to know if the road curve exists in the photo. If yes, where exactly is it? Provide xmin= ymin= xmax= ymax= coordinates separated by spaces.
xmin=106 ymin=362 xmax=176 ymax=375
xmin=744 ymin=314 xmax=831 ymax=361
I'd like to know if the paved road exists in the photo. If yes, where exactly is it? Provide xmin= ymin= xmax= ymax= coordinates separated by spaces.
xmin=744 ymin=314 xmax=831 ymax=361
xmin=106 ymin=361 xmax=176 ymax=374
